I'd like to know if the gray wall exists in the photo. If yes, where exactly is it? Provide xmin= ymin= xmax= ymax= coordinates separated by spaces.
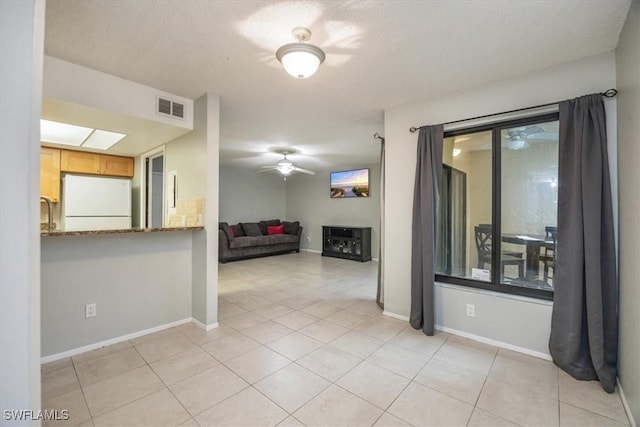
xmin=384 ymin=52 xmax=617 ymax=356
xmin=285 ymin=164 xmax=381 ymax=259
xmin=41 ymin=232 xmax=194 ymax=356
xmin=435 ymin=284 xmax=553 ymax=356
xmin=1 ymin=0 xmax=45 ymax=413
xmin=219 ymin=165 xmax=286 ymax=223
xmin=616 ymin=0 xmax=639 ymax=423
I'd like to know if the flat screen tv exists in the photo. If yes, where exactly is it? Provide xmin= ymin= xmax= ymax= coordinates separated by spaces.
xmin=330 ymin=168 xmax=370 ymax=198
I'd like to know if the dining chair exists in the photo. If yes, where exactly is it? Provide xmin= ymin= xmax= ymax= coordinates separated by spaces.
xmin=540 ymin=226 xmax=557 ymax=284
xmin=474 ymin=225 xmax=525 ymax=280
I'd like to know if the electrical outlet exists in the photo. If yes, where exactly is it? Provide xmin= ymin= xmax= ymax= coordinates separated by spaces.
xmin=306 ymin=236 xmax=311 ymax=242
xmin=85 ymin=303 xmax=97 ymax=318
xmin=466 ymin=303 xmax=475 ymax=317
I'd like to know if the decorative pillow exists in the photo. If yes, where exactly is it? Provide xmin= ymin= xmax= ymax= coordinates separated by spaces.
xmin=232 ymin=224 xmax=245 ymax=237
xmin=230 ymin=226 xmax=236 ymax=238
xmin=258 ymin=219 xmax=281 ymax=235
xmin=283 ymin=221 xmax=300 ymax=235
xmin=241 ymin=222 xmax=262 ymax=237
xmin=219 ymin=222 xmax=234 ymax=241
xmin=267 ymin=225 xmax=285 ymax=235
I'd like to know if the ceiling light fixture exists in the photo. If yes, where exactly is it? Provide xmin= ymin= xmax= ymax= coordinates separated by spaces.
xmin=276 ymin=27 xmax=325 ymax=79
xmin=40 ymin=119 xmax=93 ymax=146
xmin=507 ymin=137 xmax=529 ymax=150
xmin=452 ymin=148 xmax=462 ymax=157
xmin=40 ymin=119 xmax=126 ymax=151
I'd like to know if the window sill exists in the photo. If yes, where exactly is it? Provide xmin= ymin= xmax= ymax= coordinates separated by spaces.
xmin=435 ymin=281 xmax=554 ymax=306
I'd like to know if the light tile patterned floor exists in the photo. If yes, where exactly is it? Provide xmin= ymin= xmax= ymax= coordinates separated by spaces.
xmin=41 ymin=252 xmax=630 ymax=427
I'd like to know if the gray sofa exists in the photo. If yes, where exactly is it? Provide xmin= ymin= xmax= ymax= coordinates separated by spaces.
xmin=218 ymin=219 xmax=303 ymax=263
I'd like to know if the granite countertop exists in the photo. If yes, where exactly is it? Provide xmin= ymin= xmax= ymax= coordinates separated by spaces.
xmin=41 ymin=226 xmax=204 ymax=237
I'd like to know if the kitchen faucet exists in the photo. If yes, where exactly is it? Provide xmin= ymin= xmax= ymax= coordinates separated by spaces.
xmin=40 ymin=195 xmax=53 ymax=232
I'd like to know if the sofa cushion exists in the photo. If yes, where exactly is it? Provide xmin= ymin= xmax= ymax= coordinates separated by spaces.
xmin=219 ymin=222 xmax=234 ymax=241
xmin=254 ymin=234 xmax=298 ymax=246
xmin=241 ymin=222 xmax=262 ymax=237
xmin=232 ymin=224 xmax=245 ymax=237
xmin=229 ymin=234 xmax=298 ymax=249
xmin=267 ymin=224 xmax=285 ymax=235
xmin=283 ymin=221 xmax=300 ymax=235
xmin=258 ymin=219 xmax=281 ymax=235
xmin=228 ymin=236 xmax=254 ymax=249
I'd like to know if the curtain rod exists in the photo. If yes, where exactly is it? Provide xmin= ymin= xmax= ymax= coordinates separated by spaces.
xmin=408 ymin=88 xmax=617 ymax=133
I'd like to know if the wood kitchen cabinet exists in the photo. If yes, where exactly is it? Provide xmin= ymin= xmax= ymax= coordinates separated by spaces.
xmin=60 ymin=150 xmax=134 ymax=177
xmin=40 ymin=147 xmax=61 ymax=202
xmin=99 ymin=154 xmax=134 ymax=177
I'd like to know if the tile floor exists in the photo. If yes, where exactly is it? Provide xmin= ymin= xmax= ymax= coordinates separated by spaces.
xmin=42 ymin=252 xmax=630 ymax=427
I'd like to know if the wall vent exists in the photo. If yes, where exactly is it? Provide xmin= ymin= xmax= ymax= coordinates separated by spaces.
xmin=171 ymin=102 xmax=184 ymax=118
xmin=157 ymin=96 xmax=185 ymax=120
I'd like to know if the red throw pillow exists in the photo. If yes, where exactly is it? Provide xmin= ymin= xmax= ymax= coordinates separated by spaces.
xmin=230 ymin=226 xmax=236 ymax=238
xmin=267 ymin=225 xmax=284 ymax=235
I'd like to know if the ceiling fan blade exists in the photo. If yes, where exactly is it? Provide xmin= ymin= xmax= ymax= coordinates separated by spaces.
xmin=526 ymin=132 xmax=558 ymax=140
xmin=256 ymin=167 xmax=277 ymax=174
xmin=521 ymin=125 xmax=546 ymax=136
xmin=292 ymin=166 xmax=315 ymax=175
xmin=259 ymin=165 xmax=277 ymax=168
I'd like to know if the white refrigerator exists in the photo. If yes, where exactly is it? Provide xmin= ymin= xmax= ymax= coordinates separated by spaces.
xmin=62 ymin=174 xmax=132 ymax=231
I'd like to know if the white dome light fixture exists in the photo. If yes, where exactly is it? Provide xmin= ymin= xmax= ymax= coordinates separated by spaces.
xmin=507 ymin=137 xmax=529 ymax=150
xmin=276 ymin=27 xmax=325 ymax=79
xmin=277 ymin=159 xmax=294 ymax=175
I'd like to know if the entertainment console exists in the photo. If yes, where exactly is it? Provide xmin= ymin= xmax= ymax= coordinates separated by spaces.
xmin=322 ymin=225 xmax=372 ymax=262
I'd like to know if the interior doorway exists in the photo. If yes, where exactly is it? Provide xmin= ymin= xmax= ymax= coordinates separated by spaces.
xmin=144 ymin=151 xmax=165 ymax=228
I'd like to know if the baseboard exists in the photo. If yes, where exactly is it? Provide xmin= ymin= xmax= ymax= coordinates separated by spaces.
xmin=301 ymin=248 xmax=321 ymax=254
xmin=192 ymin=318 xmax=219 ymax=332
xmin=41 ymin=317 xmax=193 ymax=364
xmin=618 ymin=378 xmax=637 ymax=427
xmin=383 ymin=311 xmax=410 ymax=322
xmin=435 ymin=324 xmax=552 ymax=361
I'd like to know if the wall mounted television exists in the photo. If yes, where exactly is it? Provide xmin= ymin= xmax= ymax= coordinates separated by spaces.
xmin=330 ymin=168 xmax=370 ymax=198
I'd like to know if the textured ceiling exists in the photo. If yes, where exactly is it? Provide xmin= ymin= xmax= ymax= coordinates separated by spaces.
xmin=44 ymin=0 xmax=631 ymax=171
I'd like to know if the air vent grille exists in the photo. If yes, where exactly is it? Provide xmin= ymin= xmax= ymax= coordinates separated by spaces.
xmin=158 ymin=98 xmax=172 ymax=115
xmin=157 ymin=96 xmax=185 ymax=120
xmin=172 ymin=102 xmax=184 ymax=118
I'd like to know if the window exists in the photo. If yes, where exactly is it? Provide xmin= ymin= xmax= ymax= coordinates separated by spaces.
xmin=435 ymin=113 xmax=559 ymax=300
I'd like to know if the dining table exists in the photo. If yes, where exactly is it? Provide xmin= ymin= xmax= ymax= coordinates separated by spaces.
xmin=501 ymin=234 xmax=555 ymax=281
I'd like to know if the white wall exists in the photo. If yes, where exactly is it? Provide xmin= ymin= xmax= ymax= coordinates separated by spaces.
xmin=384 ymin=52 xmax=617 ymax=355
xmin=41 ymin=232 xmax=194 ymax=356
xmin=616 ymin=0 xmax=639 ymax=423
xmin=285 ymin=164 xmax=381 ymax=259
xmin=204 ymin=94 xmax=220 ymax=326
xmin=0 ymin=0 xmax=44 ymax=417
xmin=43 ymin=56 xmax=193 ymax=130
xmin=165 ymin=120 xmax=206 ymax=203
xmin=219 ymin=166 xmax=286 ymax=223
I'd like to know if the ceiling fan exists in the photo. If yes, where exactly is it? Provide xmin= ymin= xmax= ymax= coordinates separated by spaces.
xmin=504 ymin=125 xmax=551 ymax=150
xmin=256 ymin=149 xmax=315 ymax=180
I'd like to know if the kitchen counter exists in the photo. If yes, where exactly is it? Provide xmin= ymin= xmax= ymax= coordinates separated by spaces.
xmin=41 ymin=226 xmax=204 ymax=237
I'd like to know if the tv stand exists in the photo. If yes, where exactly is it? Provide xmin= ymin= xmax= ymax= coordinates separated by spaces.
xmin=322 ymin=226 xmax=371 ymax=262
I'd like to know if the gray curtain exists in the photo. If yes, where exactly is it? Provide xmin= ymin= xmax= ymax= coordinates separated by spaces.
xmin=549 ymin=94 xmax=618 ymax=393
xmin=376 ymin=138 xmax=385 ymax=309
xmin=410 ymin=125 xmax=443 ymax=335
